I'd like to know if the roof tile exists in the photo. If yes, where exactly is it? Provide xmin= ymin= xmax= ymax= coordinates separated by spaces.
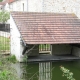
xmin=11 ymin=11 xmax=80 ymax=44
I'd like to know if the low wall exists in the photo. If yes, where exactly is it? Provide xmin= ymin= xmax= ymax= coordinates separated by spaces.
xmin=0 ymin=31 xmax=10 ymax=38
xmin=52 ymin=44 xmax=72 ymax=55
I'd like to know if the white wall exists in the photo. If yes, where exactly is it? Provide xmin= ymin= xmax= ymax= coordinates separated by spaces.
xmin=11 ymin=63 xmax=24 ymax=79
xmin=52 ymin=44 xmax=72 ymax=55
xmin=73 ymin=2 xmax=80 ymax=18
xmin=28 ymin=0 xmax=71 ymax=12
xmin=9 ymin=0 xmax=27 ymax=11
xmin=4 ymin=0 xmax=80 ymax=18
xmin=4 ymin=3 xmax=9 ymax=11
xmin=2 ymin=0 xmax=80 ymax=18
xmin=10 ymin=15 xmax=24 ymax=62
xmin=42 ymin=0 xmax=74 ymax=13
xmin=27 ymin=0 xmax=80 ymax=18
xmin=28 ymin=0 xmax=43 ymax=12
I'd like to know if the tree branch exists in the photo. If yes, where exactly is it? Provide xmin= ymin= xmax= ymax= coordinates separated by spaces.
xmin=25 ymin=45 xmax=36 ymax=55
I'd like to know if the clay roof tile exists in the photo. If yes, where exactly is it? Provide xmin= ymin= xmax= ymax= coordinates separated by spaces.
xmin=11 ymin=11 xmax=80 ymax=44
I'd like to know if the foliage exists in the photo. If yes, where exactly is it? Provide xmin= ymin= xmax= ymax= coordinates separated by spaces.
xmin=0 ymin=54 xmax=19 ymax=80
xmin=23 ymin=55 xmax=28 ymax=63
xmin=0 ymin=0 xmax=2 ymax=2
xmin=0 ymin=11 xmax=10 ymax=23
xmin=0 ymin=70 xmax=15 ymax=80
xmin=6 ymin=55 xmax=17 ymax=63
xmin=60 ymin=66 xmax=75 ymax=80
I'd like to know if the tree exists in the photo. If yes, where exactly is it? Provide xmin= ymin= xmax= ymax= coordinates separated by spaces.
xmin=0 ymin=0 xmax=2 ymax=2
xmin=0 ymin=11 xmax=10 ymax=23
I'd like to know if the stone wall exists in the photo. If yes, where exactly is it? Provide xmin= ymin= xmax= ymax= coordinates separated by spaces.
xmin=28 ymin=0 xmax=80 ymax=18
xmin=43 ymin=0 xmax=74 ymax=12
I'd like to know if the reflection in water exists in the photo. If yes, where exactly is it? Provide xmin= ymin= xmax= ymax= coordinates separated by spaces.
xmin=11 ymin=63 xmax=24 ymax=79
xmin=11 ymin=61 xmax=80 ymax=80
xmin=39 ymin=62 xmax=52 ymax=80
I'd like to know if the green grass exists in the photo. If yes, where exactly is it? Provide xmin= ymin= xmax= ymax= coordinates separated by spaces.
xmin=0 ymin=0 xmax=2 ymax=2
xmin=0 ymin=54 xmax=19 ymax=80
xmin=0 ymin=36 xmax=10 ymax=51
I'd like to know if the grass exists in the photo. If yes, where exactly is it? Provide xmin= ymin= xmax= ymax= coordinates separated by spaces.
xmin=0 ymin=0 xmax=2 ymax=2
xmin=0 ymin=54 xmax=19 ymax=80
xmin=0 ymin=36 xmax=10 ymax=52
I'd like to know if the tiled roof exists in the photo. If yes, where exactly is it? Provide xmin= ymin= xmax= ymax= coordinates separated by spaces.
xmin=11 ymin=11 xmax=80 ymax=44
xmin=0 ymin=2 xmax=5 ymax=5
xmin=0 ymin=0 xmax=15 ymax=5
xmin=8 ymin=0 xmax=15 ymax=4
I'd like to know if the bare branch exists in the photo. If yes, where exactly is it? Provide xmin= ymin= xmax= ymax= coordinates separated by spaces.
xmin=25 ymin=45 xmax=36 ymax=55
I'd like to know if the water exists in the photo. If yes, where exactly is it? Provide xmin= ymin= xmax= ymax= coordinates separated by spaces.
xmin=13 ymin=61 xmax=80 ymax=80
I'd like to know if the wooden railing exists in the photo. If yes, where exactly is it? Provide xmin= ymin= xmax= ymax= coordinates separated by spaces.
xmin=39 ymin=44 xmax=51 ymax=53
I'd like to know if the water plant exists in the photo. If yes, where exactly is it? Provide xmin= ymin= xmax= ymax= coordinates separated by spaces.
xmin=23 ymin=55 xmax=28 ymax=63
xmin=60 ymin=66 xmax=75 ymax=80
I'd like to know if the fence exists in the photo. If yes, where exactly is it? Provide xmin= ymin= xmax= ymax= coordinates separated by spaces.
xmin=0 ymin=24 xmax=10 ymax=54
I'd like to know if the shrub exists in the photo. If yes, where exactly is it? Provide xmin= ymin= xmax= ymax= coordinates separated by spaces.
xmin=0 ymin=11 xmax=10 ymax=23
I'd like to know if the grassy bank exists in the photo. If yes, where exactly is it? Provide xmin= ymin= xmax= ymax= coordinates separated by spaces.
xmin=0 ymin=55 xmax=19 ymax=80
xmin=0 ymin=36 xmax=10 ymax=52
